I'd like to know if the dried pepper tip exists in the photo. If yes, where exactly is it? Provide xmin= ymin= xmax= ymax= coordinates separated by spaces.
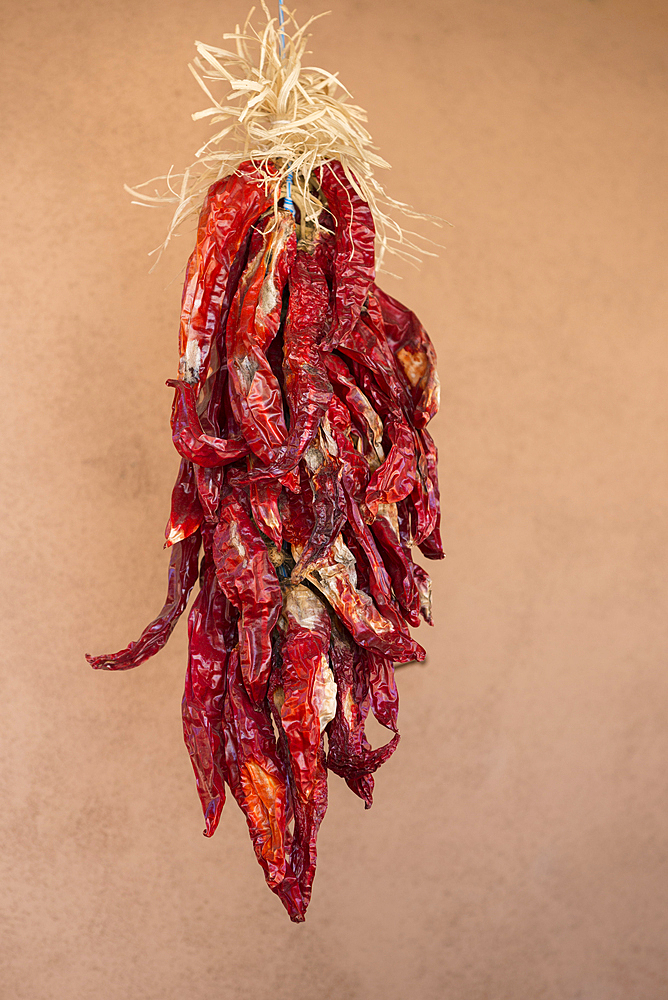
xmin=85 ymin=533 xmax=202 ymax=672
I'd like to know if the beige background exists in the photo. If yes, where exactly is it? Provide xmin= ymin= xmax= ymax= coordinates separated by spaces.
xmin=2 ymin=0 xmax=667 ymax=997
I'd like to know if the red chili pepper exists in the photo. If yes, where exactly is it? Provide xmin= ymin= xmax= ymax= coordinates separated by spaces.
xmin=165 ymin=458 xmax=203 ymax=548
xmin=178 ymin=165 xmax=274 ymax=390
xmin=182 ymin=556 xmax=234 ymax=836
xmin=86 ymin=531 xmax=201 ymax=671
xmin=249 ymin=475 xmax=284 ymax=549
xmin=327 ymin=622 xmax=398 ymax=808
xmin=89 ymin=159 xmax=442 ymax=921
xmin=417 ymin=427 xmax=444 ymax=560
xmin=369 ymin=502 xmax=422 ymax=627
xmin=364 ymin=412 xmax=418 ymax=516
xmin=374 ymin=284 xmax=440 ymax=428
xmin=226 ymin=214 xmax=295 ymax=466
xmin=223 ymin=648 xmax=305 ymax=921
xmin=168 ymin=379 xmax=249 ymax=467
xmin=249 ymin=241 xmax=333 ymax=480
xmin=212 ymin=485 xmax=282 ymax=705
xmin=315 ymin=162 xmax=375 ymax=350
xmin=290 ymin=444 xmax=346 ymax=585
xmin=275 ymin=584 xmax=333 ymax=905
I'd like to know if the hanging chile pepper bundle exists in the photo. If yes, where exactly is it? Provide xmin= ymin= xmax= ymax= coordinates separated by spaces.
xmin=88 ymin=3 xmax=443 ymax=922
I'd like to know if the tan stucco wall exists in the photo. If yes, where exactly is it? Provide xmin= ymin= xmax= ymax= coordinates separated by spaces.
xmin=2 ymin=1 xmax=667 ymax=997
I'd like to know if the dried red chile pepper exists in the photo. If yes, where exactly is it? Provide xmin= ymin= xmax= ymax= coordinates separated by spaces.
xmin=88 ymin=160 xmax=441 ymax=921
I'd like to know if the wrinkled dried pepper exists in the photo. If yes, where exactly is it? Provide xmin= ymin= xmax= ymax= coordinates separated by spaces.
xmin=88 ymin=158 xmax=442 ymax=921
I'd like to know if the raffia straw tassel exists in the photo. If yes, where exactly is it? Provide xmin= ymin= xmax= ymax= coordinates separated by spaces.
xmin=124 ymin=2 xmax=442 ymax=271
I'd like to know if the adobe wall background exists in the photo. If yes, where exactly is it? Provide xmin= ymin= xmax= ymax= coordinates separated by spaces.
xmin=1 ymin=1 xmax=667 ymax=997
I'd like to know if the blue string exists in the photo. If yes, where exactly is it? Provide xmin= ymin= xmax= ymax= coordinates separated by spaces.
xmin=278 ymin=0 xmax=286 ymax=56
xmin=278 ymin=0 xmax=295 ymax=215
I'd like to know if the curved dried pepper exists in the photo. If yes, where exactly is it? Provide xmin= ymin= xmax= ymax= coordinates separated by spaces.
xmin=87 ymin=531 xmax=201 ymax=671
xmin=327 ymin=623 xmax=397 ymax=808
xmin=168 ymin=379 xmax=249 ymax=467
